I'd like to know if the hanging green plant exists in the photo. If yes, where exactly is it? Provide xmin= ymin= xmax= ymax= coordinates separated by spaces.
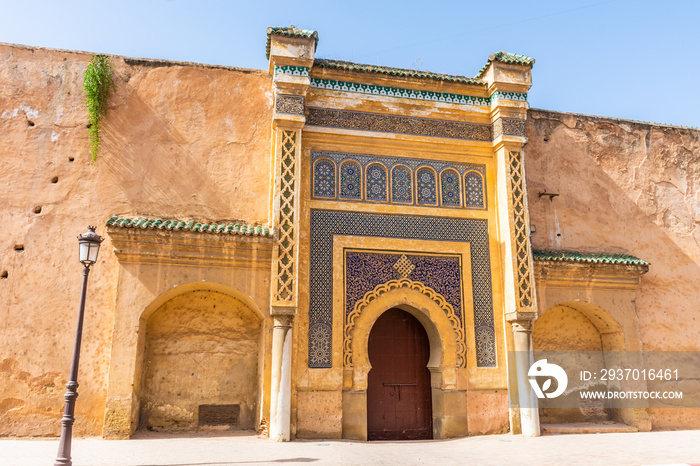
xmin=83 ymin=55 xmax=113 ymax=163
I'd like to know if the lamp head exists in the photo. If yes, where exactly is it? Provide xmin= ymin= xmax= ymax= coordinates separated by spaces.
xmin=78 ymin=226 xmax=103 ymax=266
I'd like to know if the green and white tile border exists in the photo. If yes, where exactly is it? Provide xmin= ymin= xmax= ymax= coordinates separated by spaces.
xmin=274 ymin=65 xmax=310 ymax=77
xmin=310 ymin=78 xmax=527 ymax=106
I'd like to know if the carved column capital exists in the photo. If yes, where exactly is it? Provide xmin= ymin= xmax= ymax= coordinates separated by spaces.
xmin=510 ymin=320 xmax=533 ymax=334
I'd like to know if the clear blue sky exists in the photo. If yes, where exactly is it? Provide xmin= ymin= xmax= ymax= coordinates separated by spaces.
xmin=2 ymin=0 xmax=699 ymax=128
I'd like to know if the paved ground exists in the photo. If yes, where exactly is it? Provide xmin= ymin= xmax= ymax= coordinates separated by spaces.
xmin=3 ymin=430 xmax=699 ymax=466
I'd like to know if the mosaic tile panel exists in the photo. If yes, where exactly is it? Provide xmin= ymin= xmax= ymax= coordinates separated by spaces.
xmin=339 ymin=160 xmax=362 ymax=200
xmin=306 ymin=108 xmax=492 ymax=141
xmin=440 ymin=169 xmax=461 ymax=207
xmin=391 ymin=165 xmax=413 ymax=204
xmin=345 ymin=252 xmax=463 ymax=321
xmin=365 ymin=163 xmax=388 ymax=203
xmin=309 ymin=209 xmax=496 ymax=368
xmin=313 ymin=159 xmax=336 ymax=199
xmin=465 ymin=171 xmax=486 ymax=209
xmin=311 ymin=151 xmax=486 ymax=211
xmin=416 ymin=167 xmax=438 ymax=205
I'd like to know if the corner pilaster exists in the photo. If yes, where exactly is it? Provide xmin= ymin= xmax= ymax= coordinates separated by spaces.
xmin=266 ymin=26 xmax=317 ymax=441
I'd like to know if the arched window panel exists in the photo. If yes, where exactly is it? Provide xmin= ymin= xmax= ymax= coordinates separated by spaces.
xmin=391 ymin=165 xmax=413 ymax=204
xmin=339 ymin=160 xmax=362 ymax=200
xmin=464 ymin=171 xmax=485 ymax=208
xmin=440 ymin=168 xmax=461 ymax=207
xmin=416 ymin=167 xmax=438 ymax=206
xmin=365 ymin=163 xmax=388 ymax=203
xmin=313 ymin=159 xmax=336 ymax=199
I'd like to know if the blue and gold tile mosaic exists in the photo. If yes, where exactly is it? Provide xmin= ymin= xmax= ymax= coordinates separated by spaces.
xmin=311 ymin=151 xmax=486 ymax=210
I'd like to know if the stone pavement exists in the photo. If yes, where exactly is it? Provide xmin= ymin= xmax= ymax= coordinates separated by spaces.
xmin=2 ymin=430 xmax=699 ymax=466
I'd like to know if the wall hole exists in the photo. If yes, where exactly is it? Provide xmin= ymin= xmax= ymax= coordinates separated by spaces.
xmin=543 ymin=137 xmax=549 ymax=142
xmin=14 ymin=244 xmax=24 ymax=251
xmin=68 ymin=156 xmax=75 ymax=162
xmin=1 ymin=271 xmax=7 ymax=279
xmin=28 ymin=120 xmax=35 ymax=127
xmin=51 ymin=177 xmax=58 ymax=184
xmin=34 ymin=206 xmax=42 ymax=214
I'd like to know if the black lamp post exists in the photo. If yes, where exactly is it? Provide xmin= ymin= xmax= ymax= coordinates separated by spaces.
xmin=55 ymin=226 xmax=103 ymax=466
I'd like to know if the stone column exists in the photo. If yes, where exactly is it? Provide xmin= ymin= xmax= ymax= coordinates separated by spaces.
xmin=269 ymin=313 xmax=293 ymax=442
xmin=511 ymin=320 xmax=540 ymax=437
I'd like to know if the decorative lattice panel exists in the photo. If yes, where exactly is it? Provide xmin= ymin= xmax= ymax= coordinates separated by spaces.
xmin=508 ymin=151 xmax=533 ymax=308
xmin=274 ymin=130 xmax=297 ymax=303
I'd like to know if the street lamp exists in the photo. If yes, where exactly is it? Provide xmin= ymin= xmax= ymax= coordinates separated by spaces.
xmin=55 ymin=226 xmax=103 ymax=466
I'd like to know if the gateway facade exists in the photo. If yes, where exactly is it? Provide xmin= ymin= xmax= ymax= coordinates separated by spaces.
xmin=1 ymin=27 xmax=698 ymax=440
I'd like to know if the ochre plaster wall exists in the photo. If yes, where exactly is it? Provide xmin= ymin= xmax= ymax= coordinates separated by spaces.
xmin=526 ymin=109 xmax=700 ymax=429
xmin=0 ymin=43 xmax=273 ymax=436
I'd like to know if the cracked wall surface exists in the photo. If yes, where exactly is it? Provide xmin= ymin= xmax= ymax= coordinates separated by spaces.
xmin=526 ymin=109 xmax=700 ymax=428
xmin=0 ymin=43 xmax=273 ymax=436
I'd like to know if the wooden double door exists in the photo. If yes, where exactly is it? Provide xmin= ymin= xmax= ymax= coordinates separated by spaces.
xmin=367 ymin=308 xmax=433 ymax=440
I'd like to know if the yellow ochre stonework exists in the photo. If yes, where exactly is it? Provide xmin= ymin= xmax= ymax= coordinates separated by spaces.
xmin=1 ymin=26 xmax=699 ymax=442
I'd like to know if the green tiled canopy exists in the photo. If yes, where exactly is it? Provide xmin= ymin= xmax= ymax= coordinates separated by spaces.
xmin=266 ymin=26 xmax=319 ymax=59
xmin=106 ymin=216 xmax=272 ymax=237
xmin=533 ymin=250 xmax=648 ymax=266
xmin=313 ymin=59 xmax=486 ymax=85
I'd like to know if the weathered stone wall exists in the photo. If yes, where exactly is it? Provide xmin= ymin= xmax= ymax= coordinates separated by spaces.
xmin=526 ymin=109 xmax=700 ymax=428
xmin=140 ymin=291 xmax=261 ymax=431
xmin=0 ymin=44 xmax=273 ymax=436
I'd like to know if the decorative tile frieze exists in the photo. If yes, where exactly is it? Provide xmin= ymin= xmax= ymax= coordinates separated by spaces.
xmin=310 ymin=78 xmax=527 ymax=106
xmin=274 ymin=65 xmax=310 ymax=77
xmin=275 ymin=95 xmax=305 ymax=115
xmin=308 ymin=209 xmax=496 ymax=368
xmin=306 ymin=108 xmax=492 ymax=141
xmin=310 ymin=78 xmax=490 ymax=106
xmin=311 ymin=151 xmax=486 ymax=209
xmin=491 ymin=91 xmax=528 ymax=102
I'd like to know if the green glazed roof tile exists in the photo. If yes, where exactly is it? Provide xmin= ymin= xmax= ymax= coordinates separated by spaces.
xmin=106 ymin=215 xmax=273 ymax=237
xmin=313 ymin=59 xmax=487 ymax=85
xmin=475 ymin=51 xmax=535 ymax=79
xmin=533 ymin=250 xmax=649 ymax=266
xmin=266 ymin=26 xmax=319 ymax=59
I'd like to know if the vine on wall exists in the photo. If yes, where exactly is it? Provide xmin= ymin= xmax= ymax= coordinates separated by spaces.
xmin=84 ymin=55 xmax=113 ymax=162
